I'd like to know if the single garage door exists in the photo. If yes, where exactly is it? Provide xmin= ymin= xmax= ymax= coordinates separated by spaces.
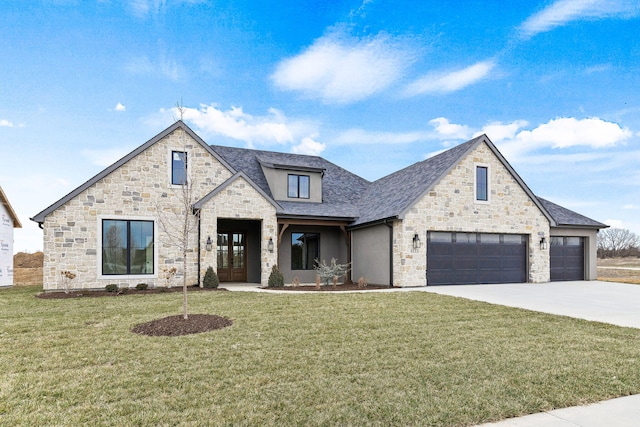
xmin=427 ymin=232 xmax=527 ymax=285
xmin=550 ymin=236 xmax=584 ymax=281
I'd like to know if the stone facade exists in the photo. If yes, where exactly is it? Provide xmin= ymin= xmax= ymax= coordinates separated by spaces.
xmin=393 ymin=141 xmax=550 ymax=287
xmin=198 ymin=175 xmax=278 ymax=285
xmin=42 ymin=129 xmax=234 ymax=290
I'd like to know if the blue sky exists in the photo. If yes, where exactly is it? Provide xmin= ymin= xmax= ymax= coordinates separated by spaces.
xmin=1 ymin=0 xmax=639 ymax=252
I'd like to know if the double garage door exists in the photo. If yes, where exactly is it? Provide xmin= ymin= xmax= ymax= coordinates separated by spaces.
xmin=427 ymin=232 xmax=527 ymax=285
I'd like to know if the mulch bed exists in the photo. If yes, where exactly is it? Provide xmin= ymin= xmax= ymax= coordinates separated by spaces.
xmin=263 ymin=284 xmax=391 ymax=291
xmin=131 ymin=314 xmax=233 ymax=336
xmin=36 ymin=286 xmax=227 ymax=299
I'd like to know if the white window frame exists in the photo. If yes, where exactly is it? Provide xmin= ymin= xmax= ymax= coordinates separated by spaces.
xmin=168 ymin=148 xmax=190 ymax=188
xmin=474 ymin=163 xmax=490 ymax=204
xmin=97 ymin=215 xmax=158 ymax=280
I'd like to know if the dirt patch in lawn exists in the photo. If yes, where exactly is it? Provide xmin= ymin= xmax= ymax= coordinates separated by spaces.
xmin=131 ymin=314 xmax=233 ymax=336
xmin=263 ymin=283 xmax=391 ymax=291
xmin=36 ymin=286 xmax=227 ymax=299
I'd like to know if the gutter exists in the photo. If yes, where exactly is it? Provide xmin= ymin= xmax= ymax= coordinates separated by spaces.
xmin=195 ymin=208 xmax=202 ymax=287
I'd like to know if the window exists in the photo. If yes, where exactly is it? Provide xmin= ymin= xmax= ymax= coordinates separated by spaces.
xmin=172 ymin=151 xmax=187 ymax=185
xmin=287 ymin=174 xmax=310 ymax=199
xmin=476 ymin=166 xmax=488 ymax=201
xmin=291 ymin=232 xmax=319 ymax=270
xmin=102 ymin=219 xmax=154 ymax=275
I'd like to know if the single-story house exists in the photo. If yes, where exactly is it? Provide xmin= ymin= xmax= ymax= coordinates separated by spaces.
xmin=31 ymin=121 xmax=607 ymax=290
xmin=1 ymin=186 xmax=22 ymax=287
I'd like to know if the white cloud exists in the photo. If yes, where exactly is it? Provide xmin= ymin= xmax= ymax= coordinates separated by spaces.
xmin=127 ymin=0 xmax=205 ymax=18
xmin=429 ymin=117 xmax=472 ymax=140
xmin=115 ymin=103 xmax=126 ymax=112
xmin=474 ymin=120 xmax=529 ymax=143
xmin=292 ymin=137 xmax=326 ymax=156
xmin=404 ymin=60 xmax=495 ymax=95
xmin=168 ymin=104 xmax=317 ymax=149
xmin=0 ymin=119 xmax=14 ymax=127
xmin=623 ymin=204 xmax=640 ymax=210
xmin=272 ymin=30 xmax=413 ymax=104
xmin=605 ymin=219 xmax=625 ymax=228
xmin=519 ymin=0 xmax=640 ymax=39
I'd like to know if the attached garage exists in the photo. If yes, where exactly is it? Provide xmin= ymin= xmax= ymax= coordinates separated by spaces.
xmin=427 ymin=232 xmax=527 ymax=285
xmin=550 ymin=236 xmax=585 ymax=281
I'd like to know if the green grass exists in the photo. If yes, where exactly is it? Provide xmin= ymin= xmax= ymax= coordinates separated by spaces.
xmin=2 ymin=286 xmax=640 ymax=426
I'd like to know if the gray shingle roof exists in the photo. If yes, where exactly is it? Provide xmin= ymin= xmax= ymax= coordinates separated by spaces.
xmin=537 ymin=197 xmax=608 ymax=229
xmin=352 ymin=136 xmax=485 ymax=226
xmin=210 ymin=145 xmax=370 ymax=219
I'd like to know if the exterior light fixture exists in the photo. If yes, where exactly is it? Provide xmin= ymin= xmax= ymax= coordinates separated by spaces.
xmin=268 ymin=237 xmax=274 ymax=253
xmin=540 ymin=237 xmax=548 ymax=250
xmin=205 ymin=236 xmax=213 ymax=251
xmin=413 ymin=233 xmax=422 ymax=249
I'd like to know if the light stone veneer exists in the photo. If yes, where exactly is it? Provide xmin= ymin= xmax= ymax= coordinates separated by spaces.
xmin=41 ymin=129 xmax=241 ymax=290
xmin=393 ymin=141 xmax=550 ymax=287
xmin=198 ymin=175 xmax=278 ymax=285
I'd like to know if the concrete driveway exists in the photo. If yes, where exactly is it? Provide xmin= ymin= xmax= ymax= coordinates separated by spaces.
xmin=423 ymin=281 xmax=640 ymax=329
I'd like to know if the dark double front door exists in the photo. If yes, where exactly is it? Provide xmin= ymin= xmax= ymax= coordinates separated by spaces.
xmin=217 ymin=232 xmax=247 ymax=282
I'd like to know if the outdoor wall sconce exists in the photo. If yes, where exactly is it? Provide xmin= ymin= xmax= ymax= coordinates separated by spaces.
xmin=268 ymin=237 xmax=274 ymax=253
xmin=413 ymin=233 xmax=422 ymax=249
xmin=205 ymin=236 xmax=213 ymax=251
xmin=539 ymin=237 xmax=548 ymax=250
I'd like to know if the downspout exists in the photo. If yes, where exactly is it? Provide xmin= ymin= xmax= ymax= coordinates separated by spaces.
xmin=195 ymin=208 xmax=202 ymax=287
xmin=384 ymin=219 xmax=394 ymax=287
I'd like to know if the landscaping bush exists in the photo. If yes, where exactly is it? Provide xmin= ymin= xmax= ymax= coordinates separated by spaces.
xmin=105 ymin=284 xmax=118 ymax=293
xmin=203 ymin=266 xmax=219 ymax=289
xmin=136 ymin=283 xmax=148 ymax=291
xmin=268 ymin=265 xmax=284 ymax=287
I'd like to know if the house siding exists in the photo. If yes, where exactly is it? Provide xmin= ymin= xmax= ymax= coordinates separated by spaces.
xmin=394 ymin=142 xmax=550 ymax=287
xmin=42 ymin=128 xmax=233 ymax=290
xmin=352 ymin=224 xmax=391 ymax=286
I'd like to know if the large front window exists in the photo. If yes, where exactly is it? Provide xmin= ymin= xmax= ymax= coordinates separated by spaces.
xmin=288 ymin=174 xmax=310 ymax=199
xmin=102 ymin=219 xmax=154 ymax=275
xmin=291 ymin=232 xmax=319 ymax=270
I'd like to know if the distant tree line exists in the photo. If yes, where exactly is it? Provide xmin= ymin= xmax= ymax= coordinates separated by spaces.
xmin=597 ymin=228 xmax=640 ymax=258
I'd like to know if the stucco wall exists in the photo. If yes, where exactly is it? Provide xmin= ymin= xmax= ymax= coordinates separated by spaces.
xmin=41 ymin=128 xmax=234 ymax=290
xmin=261 ymin=165 xmax=323 ymax=203
xmin=395 ymin=141 xmax=551 ymax=287
xmin=550 ymin=227 xmax=599 ymax=280
xmin=277 ymin=225 xmax=347 ymax=284
xmin=351 ymin=224 xmax=391 ymax=286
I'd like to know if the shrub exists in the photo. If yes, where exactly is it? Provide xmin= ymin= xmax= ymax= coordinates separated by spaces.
xmin=268 ymin=265 xmax=284 ymax=287
xmin=136 ymin=283 xmax=148 ymax=291
xmin=314 ymin=258 xmax=351 ymax=286
xmin=203 ymin=266 xmax=219 ymax=289
xmin=105 ymin=284 xmax=118 ymax=293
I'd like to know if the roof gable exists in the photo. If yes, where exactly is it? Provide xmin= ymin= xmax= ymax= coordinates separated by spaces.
xmin=31 ymin=121 xmax=234 ymax=224
xmin=0 ymin=186 xmax=22 ymax=228
xmin=193 ymin=171 xmax=282 ymax=212
xmin=353 ymin=135 xmax=554 ymax=226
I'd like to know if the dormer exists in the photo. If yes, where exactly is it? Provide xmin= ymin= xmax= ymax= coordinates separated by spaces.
xmin=257 ymin=156 xmax=325 ymax=203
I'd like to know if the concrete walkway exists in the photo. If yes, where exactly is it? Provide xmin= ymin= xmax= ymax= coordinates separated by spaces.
xmin=225 ymin=281 xmax=640 ymax=426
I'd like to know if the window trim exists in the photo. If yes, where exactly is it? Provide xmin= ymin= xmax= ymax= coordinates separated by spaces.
xmin=97 ymin=215 xmax=157 ymax=280
xmin=170 ymin=149 xmax=188 ymax=186
xmin=474 ymin=163 xmax=490 ymax=203
xmin=287 ymin=174 xmax=310 ymax=199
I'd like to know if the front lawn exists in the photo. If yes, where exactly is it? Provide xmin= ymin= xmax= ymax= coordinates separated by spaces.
xmin=1 ymin=285 xmax=640 ymax=426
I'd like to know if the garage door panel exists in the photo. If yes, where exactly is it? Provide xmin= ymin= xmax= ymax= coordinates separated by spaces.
xmin=550 ymin=237 xmax=584 ymax=281
xmin=427 ymin=232 xmax=527 ymax=285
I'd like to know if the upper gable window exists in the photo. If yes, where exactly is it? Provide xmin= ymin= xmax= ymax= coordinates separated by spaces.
xmin=475 ymin=165 xmax=488 ymax=202
xmin=287 ymin=174 xmax=310 ymax=199
xmin=172 ymin=151 xmax=187 ymax=185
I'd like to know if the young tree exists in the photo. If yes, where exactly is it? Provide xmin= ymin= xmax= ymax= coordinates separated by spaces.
xmin=156 ymin=104 xmax=198 ymax=319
